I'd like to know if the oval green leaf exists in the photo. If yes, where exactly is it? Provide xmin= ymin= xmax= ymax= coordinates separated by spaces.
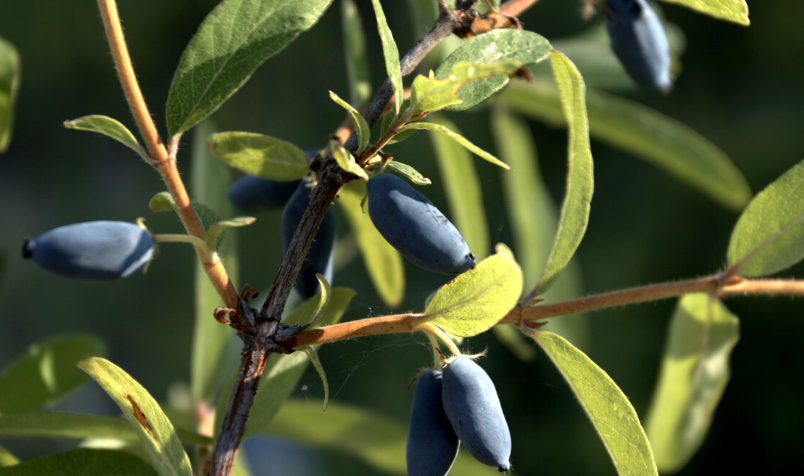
xmin=63 ymin=115 xmax=148 ymax=163
xmin=331 ymin=140 xmax=368 ymax=180
xmin=379 ymin=160 xmax=431 ymax=186
xmin=0 ymin=335 xmax=106 ymax=415
xmin=401 ymin=122 xmax=509 ymax=169
xmin=727 ymin=159 xmax=804 ymax=276
xmin=423 ymin=244 xmax=523 ymax=337
xmin=77 ymin=357 xmax=192 ymax=476
xmin=536 ymin=51 xmax=594 ymax=291
xmin=338 ymin=181 xmax=404 ymax=307
xmin=207 ymin=132 xmax=310 ymax=181
xmin=498 ymin=80 xmax=751 ymax=210
xmin=0 ymin=449 xmax=158 ymax=476
xmin=646 ymin=294 xmax=740 ymax=473
xmin=534 ymin=331 xmax=659 ymax=476
xmin=329 ymin=91 xmax=370 ymax=154
xmin=0 ymin=412 xmax=210 ymax=446
xmin=434 ymin=29 xmax=551 ymax=111
xmin=0 ymin=36 xmax=20 ymax=154
xmin=265 ymin=400 xmax=492 ymax=475
xmin=429 ymin=114 xmax=490 ymax=259
xmin=370 ymin=0 xmax=403 ymax=119
xmin=659 ymin=0 xmax=749 ymax=25
xmin=190 ymin=121 xmax=242 ymax=403
xmin=166 ymin=0 xmax=335 ymax=136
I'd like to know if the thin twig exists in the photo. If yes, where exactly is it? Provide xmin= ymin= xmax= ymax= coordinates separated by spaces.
xmin=96 ymin=0 xmax=238 ymax=310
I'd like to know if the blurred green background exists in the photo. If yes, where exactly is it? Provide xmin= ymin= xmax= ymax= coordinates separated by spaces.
xmin=1 ymin=0 xmax=803 ymax=474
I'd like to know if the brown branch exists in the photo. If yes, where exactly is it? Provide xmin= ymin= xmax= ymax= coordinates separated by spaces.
xmin=96 ymin=0 xmax=238 ymax=310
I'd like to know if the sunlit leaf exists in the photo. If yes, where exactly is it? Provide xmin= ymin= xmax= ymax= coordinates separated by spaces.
xmin=410 ymin=60 xmax=524 ymax=115
xmin=534 ymin=331 xmax=659 ymax=476
xmin=331 ymin=140 xmax=368 ymax=180
xmin=309 ymin=274 xmax=331 ymax=326
xmin=0 ymin=449 xmax=158 ymax=476
xmin=659 ymin=0 xmax=749 ymax=25
xmin=0 ymin=412 xmax=210 ymax=446
xmin=77 ymin=358 xmax=192 ymax=476
xmin=0 ymin=444 xmax=18 ymax=467
xmin=338 ymin=181 xmax=404 ymax=307
xmin=63 ymin=115 xmax=149 ymax=163
xmin=215 ymin=289 xmax=356 ymax=438
xmin=149 ymin=192 xmax=175 ymax=212
xmin=423 ymin=244 xmax=523 ymax=337
xmin=536 ymin=51 xmax=593 ymax=291
xmin=370 ymin=0 xmax=403 ymax=119
xmin=341 ymin=0 xmax=371 ymax=106
xmin=371 ymin=160 xmax=431 ymax=186
xmin=434 ymin=29 xmax=551 ymax=111
xmin=646 ymin=294 xmax=739 ymax=473
xmin=498 ymin=80 xmax=751 ymax=210
xmin=727 ymin=159 xmax=804 ymax=276
xmin=429 ymin=114 xmax=489 ymax=259
xmin=166 ymin=0 xmax=335 ymax=136
xmin=329 ymin=91 xmax=370 ymax=154
xmin=190 ymin=121 xmax=241 ymax=404
xmin=207 ymin=132 xmax=310 ymax=181
xmin=0 ymin=36 xmax=20 ymax=154
xmin=205 ymin=217 xmax=256 ymax=250
xmin=297 ymin=347 xmax=328 ymax=411
xmin=0 ymin=335 xmax=106 ymax=415
xmin=400 ymin=122 xmax=508 ymax=169
xmin=265 ymin=400 xmax=491 ymax=475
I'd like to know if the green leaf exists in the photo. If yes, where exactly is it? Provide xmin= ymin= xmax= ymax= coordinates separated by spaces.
xmin=423 ymin=244 xmax=523 ymax=337
xmin=428 ymin=114 xmax=490 ymax=259
xmin=0 ymin=412 xmax=210 ymax=446
xmin=149 ymin=192 xmax=175 ymax=212
xmin=498 ymin=80 xmax=751 ymax=210
xmin=190 ymin=121 xmax=242 ymax=403
xmin=534 ymin=331 xmax=659 ymax=476
xmin=0 ymin=36 xmax=20 ymax=154
xmin=410 ymin=60 xmax=524 ymax=115
xmin=658 ymin=0 xmax=749 ymax=25
xmin=207 ymin=132 xmax=310 ymax=181
xmin=77 ymin=358 xmax=193 ymax=476
xmin=205 ymin=217 xmax=256 ymax=250
xmin=215 ymin=288 xmax=356 ymax=439
xmin=0 ymin=449 xmax=158 ymax=476
xmin=373 ymin=160 xmax=431 ymax=186
xmin=727 ymin=159 xmax=804 ymax=276
xmin=646 ymin=294 xmax=740 ymax=473
xmin=434 ymin=29 xmax=551 ymax=111
xmin=379 ymin=99 xmax=417 ymax=145
xmin=341 ymin=0 xmax=372 ymax=106
xmin=0 ymin=445 xmax=18 ymax=467
xmin=536 ymin=51 xmax=593 ymax=291
xmin=297 ymin=346 xmax=328 ymax=411
xmin=400 ymin=122 xmax=509 ymax=169
xmin=329 ymin=91 xmax=370 ymax=154
xmin=370 ymin=0 xmax=403 ymax=119
xmin=331 ymin=140 xmax=369 ymax=180
xmin=63 ymin=115 xmax=149 ymax=163
xmin=0 ymin=335 xmax=106 ymax=414
xmin=166 ymin=0 xmax=334 ymax=136
xmin=338 ymin=181 xmax=404 ymax=307
xmin=265 ymin=400 xmax=491 ymax=475
xmin=309 ymin=274 xmax=331 ymax=326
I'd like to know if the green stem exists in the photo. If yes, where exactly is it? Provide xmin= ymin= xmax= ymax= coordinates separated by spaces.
xmin=417 ymin=322 xmax=461 ymax=358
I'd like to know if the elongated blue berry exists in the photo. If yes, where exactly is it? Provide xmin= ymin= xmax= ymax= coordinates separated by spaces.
xmin=442 ymin=356 xmax=511 ymax=471
xmin=281 ymin=182 xmax=336 ymax=298
xmin=23 ymin=221 xmax=153 ymax=280
xmin=407 ymin=370 xmax=460 ymax=476
xmin=605 ymin=0 xmax=672 ymax=91
xmin=367 ymin=174 xmax=475 ymax=275
xmin=227 ymin=176 xmax=300 ymax=211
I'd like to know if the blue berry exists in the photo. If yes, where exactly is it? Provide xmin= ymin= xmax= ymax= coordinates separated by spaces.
xmin=442 ymin=357 xmax=511 ymax=471
xmin=23 ymin=221 xmax=153 ymax=280
xmin=227 ymin=176 xmax=300 ymax=211
xmin=281 ymin=182 xmax=335 ymax=298
xmin=366 ymin=174 xmax=475 ymax=275
xmin=605 ymin=0 xmax=672 ymax=91
xmin=407 ymin=370 xmax=460 ymax=476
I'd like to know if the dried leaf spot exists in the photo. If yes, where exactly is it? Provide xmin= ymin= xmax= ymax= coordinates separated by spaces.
xmin=125 ymin=393 xmax=155 ymax=437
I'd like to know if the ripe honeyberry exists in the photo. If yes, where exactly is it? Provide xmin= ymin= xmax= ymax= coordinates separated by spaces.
xmin=227 ymin=176 xmax=300 ymax=211
xmin=366 ymin=174 xmax=475 ymax=275
xmin=605 ymin=0 xmax=672 ymax=92
xmin=407 ymin=370 xmax=460 ymax=476
xmin=23 ymin=221 xmax=153 ymax=280
xmin=281 ymin=181 xmax=335 ymax=298
xmin=442 ymin=356 xmax=511 ymax=471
